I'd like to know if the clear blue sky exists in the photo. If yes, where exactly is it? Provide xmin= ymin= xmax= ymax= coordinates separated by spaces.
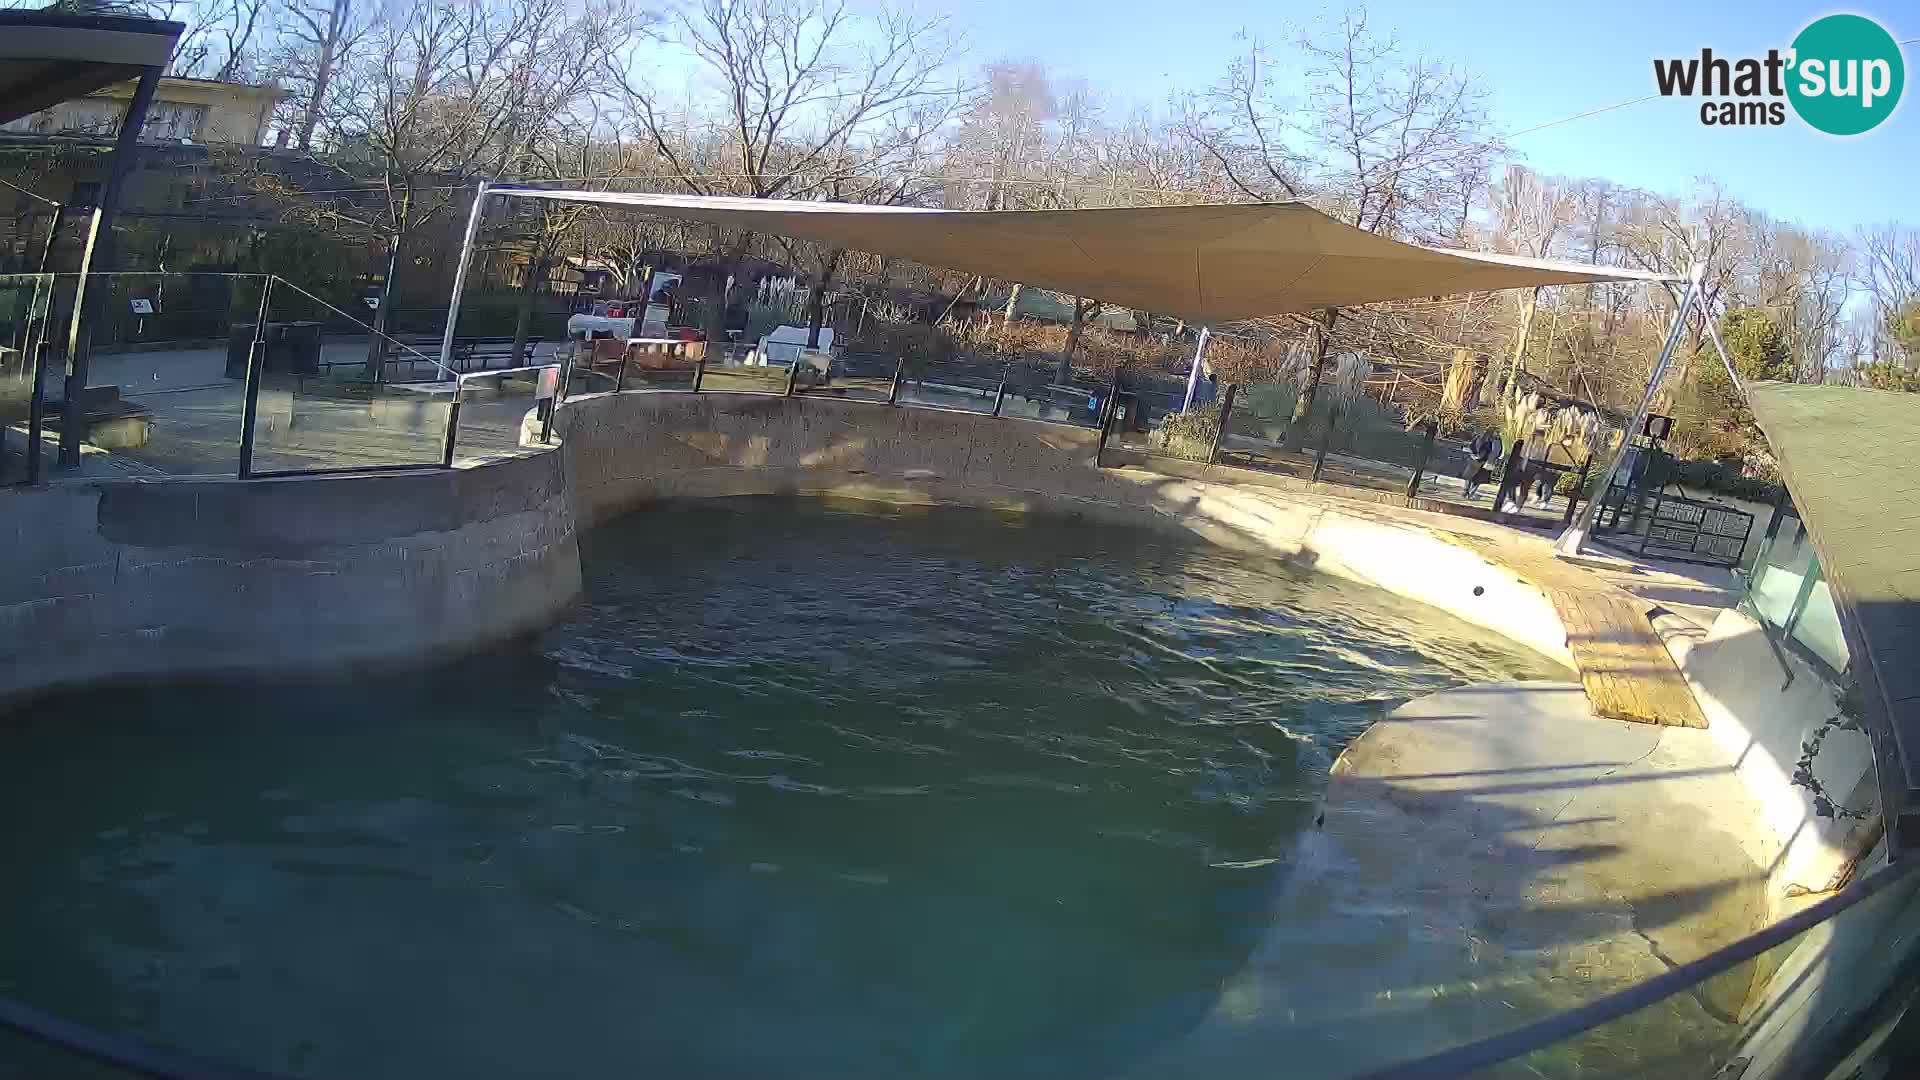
xmin=955 ymin=0 xmax=1916 ymax=234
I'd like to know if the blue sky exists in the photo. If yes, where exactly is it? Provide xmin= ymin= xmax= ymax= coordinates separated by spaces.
xmin=954 ymin=0 xmax=1916 ymax=235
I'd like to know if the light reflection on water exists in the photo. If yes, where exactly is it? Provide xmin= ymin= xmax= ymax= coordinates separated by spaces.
xmin=0 ymin=497 xmax=1566 ymax=1079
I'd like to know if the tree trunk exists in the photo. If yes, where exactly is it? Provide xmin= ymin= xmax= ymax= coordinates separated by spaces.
xmin=1495 ymin=287 xmax=1540 ymax=404
xmin=1283 ymin=308 xmax=1338 ymax=449
xmin=1002 ymin=283 xmax=1023 ymax=329
xmin=806 ymin=250 xmax=843 ymax=348
xmin=512 ymin=256 xmax=548 ymax=365
xmin=296 ymin=35 xmax=337 ymax=151
xmin=363 ymin=235 xmax=401 ymax=379
xmin=1058 ymin=297 xmax=1095 ymax=384
xmin=702 ymin=233 xmax=749 ymax=345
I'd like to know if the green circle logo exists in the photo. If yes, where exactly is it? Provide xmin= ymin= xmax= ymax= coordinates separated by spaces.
xmin=1787 ymin=14 xmax=1904 ymax=135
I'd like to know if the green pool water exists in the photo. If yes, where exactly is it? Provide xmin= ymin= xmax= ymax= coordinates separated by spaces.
xmin=0 ymin=497 xmax=1567 ymax=1079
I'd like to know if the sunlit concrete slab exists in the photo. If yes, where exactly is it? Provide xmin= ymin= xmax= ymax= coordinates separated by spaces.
xmin=1119 ymin=681 xmax=1770 ymax=1077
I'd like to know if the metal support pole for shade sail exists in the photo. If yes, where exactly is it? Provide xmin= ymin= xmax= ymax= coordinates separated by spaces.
xmin=438 ymin=181 xmax=491 ymax=380
xmin=1553 ymin=263 xmax=1704 ymax=559
xmin=1181 ymin=325 xmax=1211 ymax=412
xmin=60 ymin=66 xmax=161 ymax=467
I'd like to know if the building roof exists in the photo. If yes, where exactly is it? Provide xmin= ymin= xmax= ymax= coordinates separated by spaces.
xmin=489 ymin=189 xmax=1678 ymax=323
xmin=1747 ymin=382 xmax=1920 ymax=849
xmin=0 ymin=12 xmax=183 ymax=127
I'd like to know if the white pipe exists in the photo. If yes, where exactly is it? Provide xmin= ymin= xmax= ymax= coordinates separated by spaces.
xmin=438 ymin=180 xmax=491 ymax=380
xmin=1182 ymin=325 xmax=1212 ymax=412
xmin=1553 ymin=262 xmax=1704 ymax=558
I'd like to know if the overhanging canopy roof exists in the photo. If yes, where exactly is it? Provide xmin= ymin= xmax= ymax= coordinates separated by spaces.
xmin=494 ymin=189 xmax=1676 ymax=322
xmin=1748 ymin=381 xmax=1920 ymax=846
xmin=0 ymin=12 xmax=183 ymax=127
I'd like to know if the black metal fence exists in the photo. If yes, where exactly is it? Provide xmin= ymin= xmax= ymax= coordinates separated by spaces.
xmin=1592 ymin=484 xmax=1754 ymax=567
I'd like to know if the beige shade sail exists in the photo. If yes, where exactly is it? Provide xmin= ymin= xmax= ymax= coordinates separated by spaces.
xmin=495 ymin=189 xmax=1675 ymax=322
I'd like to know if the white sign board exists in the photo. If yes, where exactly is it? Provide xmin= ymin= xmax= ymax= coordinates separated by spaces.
xmin=128 ymin=298 xmax=155 ymax=315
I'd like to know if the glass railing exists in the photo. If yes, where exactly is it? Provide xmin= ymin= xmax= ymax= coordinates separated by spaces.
xmin=0 ymin=273 xmax=53 ymax=485
xmin=0 ymin=273 xmax=490 ymax=482
xmin=1745 ymin=505 xmax=1851 ymax=675
xmin=244 ymin=278 xmax=454 ymax=475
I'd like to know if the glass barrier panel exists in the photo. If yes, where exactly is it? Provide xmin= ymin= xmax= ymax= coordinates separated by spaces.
xmin=1785 ymin=564 xmax=1851 ymax=674
xmin=696 ymin=345 xmax=794 ymax=396
xmin=1748 ymin=516 xmax=1815 ymax=630
xmin=49 ymin=272 xmax=249 ymax=477
xmin=0 ymin=274 xmax=51 ymax=484
xmin=450 ymin=369 xmax=555 ymax=466
xmin=243 ymin=280 xmax=450 ymax=474
xmin=897 ymin=359 xmax=1002 ymax=414
xmin=796 ymin=350 xmax=895 ymax=403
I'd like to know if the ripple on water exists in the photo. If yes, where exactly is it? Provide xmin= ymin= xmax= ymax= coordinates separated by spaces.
xmin=0 ymin=497 xmax=1569 ymax=1080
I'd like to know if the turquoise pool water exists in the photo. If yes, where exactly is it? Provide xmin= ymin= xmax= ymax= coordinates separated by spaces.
xmin=0 ymin=498 xmax=1567 ymax=1078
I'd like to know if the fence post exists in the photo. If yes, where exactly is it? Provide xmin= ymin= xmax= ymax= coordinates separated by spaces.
xmin=887 ymin=357 xmax=905 ymax=404
xmin=991 ymin=379 xmax=1008 ymax=416
xmin=236 ymin=275 xmax=275 ymax=478
xmin=442 ymin=385 xmax=463 ymax=468
xmin=1405 ymin=420 xmax=1438 ymax=499
xmin=1095 ymin=391 xmax=1119 ymax=468
xmin=613 ymin=343 xmax=628 ymax=393
xmin=784 ymin=358 xmax=800 ymax=397
xmin=1491 ymin=441 xmax=1526 ymax=516
xmin=24 ymin=277 xmax=52 ymax=484
xmin=1208 ymin=383 xmax=1238 ymax=464
xmin=1311 ymin=408 xmax=1336 ymax=482
xmin=1562 ymin=455 xmax=1593 ymax=527
xmin=691 ymin=357 xmax=705 ymax=393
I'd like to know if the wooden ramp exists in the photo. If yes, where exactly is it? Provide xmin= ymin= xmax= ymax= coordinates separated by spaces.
xmin=1547 ymin=585 xmax=1708 ymax=728
xmin=1431 ymin=529 xmax=1710 ymax=729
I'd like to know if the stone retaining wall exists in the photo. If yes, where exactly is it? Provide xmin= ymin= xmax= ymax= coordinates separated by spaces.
xmin=0 ymin=451 xmax=580 ymax=703
xmin=554 ymin=391 xmax=1577 ymax=670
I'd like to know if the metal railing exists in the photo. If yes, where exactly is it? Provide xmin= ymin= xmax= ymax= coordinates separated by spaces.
xmin=0 ymin=272 xmax=575 ymax=484
xmin=1592 ymin=484 xmax=1755 ymax=567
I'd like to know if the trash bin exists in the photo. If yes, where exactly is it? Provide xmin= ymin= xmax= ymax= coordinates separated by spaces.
xmin=278 ymin=321 xmax=322 ymax=374
xmin=225 ymin=321 xmax=324 ymax=377
xmin=226 ymin=323 xmax=257 ymax=379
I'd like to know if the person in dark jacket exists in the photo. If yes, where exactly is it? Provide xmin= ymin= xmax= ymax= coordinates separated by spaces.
xmin=1465 ymin=429 xmax=1501 ymax=500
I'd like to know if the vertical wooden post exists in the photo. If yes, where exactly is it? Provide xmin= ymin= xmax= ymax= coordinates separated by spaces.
xmin=991 ymin=379 xmax=1007 ymax=416
xmin=613 ymin=342 xmax=629 ymax=393
xmin=1208 ymin=383 xmax=1238 ymax=464
xmin=784 ymin=358 xmax=799 ymax=397
xmin=888 ymin=357 xmax=904 ymax=404
xmin=1406 ymin=420 xmax=1438 ymax=499
xmin=691 ymin=357 xmax=705 ymax=393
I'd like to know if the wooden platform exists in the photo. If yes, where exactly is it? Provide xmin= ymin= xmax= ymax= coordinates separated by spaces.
xmin=1425 ymin=528 xmax=1711 ymax=729
xmin=1549 ymin=586 xmax=1709 ymax=728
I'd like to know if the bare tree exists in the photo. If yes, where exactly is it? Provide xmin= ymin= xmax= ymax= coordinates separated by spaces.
xmin=1860 ymin=224 xmax=1920 ymax=367
xmin=271 ymin=0 xmax=366 ymax=151
xmin=611 ymin=0 xmax=960 ymax=341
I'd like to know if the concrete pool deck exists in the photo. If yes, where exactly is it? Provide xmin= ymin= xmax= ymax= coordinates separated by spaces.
xmin=1112 ymin=681 xmax=1769 ymax=1076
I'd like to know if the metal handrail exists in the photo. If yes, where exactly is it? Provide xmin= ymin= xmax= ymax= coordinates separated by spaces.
xmin=1353 ymin=855 xmax=1920 ymax=1079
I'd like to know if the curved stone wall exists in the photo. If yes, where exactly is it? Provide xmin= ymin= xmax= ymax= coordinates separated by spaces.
xmin=554 ymin=391 xmax=1576 ymax=670
xmin=0 ymin=388 xmax=1576 ymax=702
xmin=0 ymin=451 xmax=580 ymax=704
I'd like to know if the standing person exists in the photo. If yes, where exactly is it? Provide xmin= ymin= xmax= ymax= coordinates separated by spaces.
xmin=1465 ymin=428 xmax=1500 ymax=500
